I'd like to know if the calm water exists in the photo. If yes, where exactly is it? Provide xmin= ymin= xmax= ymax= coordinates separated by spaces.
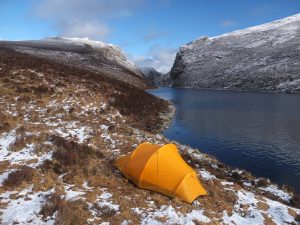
xmin=148 ymin=87 xmax=300 ymax=193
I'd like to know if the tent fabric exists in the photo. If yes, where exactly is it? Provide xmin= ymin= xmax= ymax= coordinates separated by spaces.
xmin=115 ymin=142 xmax=207 ymax=203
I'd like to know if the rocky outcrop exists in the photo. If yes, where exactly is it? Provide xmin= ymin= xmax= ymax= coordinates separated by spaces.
xmin=170 ymin=14 xmax=300 ymax=93
xmin=140 ymin=67 xmax=162 ymax=84
xmin=0 ymin=37 xmax=151 ymax=89
xmin=140 ymin=67 xmax=172 ymax=87
xmin=156 ymin=72 xmax=172 ymax=87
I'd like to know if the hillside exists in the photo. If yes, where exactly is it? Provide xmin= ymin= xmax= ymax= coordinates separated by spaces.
xmin=0 ymin=48 xmax=300 ymax=224
xmin=0 ymin=37 xmax=151 ymax=89
xmin=170 ymin=13 xmax=300 ymax=93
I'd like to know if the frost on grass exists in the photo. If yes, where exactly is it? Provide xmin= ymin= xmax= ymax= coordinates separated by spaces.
xmin=0 ymin=140 xmax=53 ymax=168
xmin=64 ymin=184 xmax=85 ymax=200
xmin=0 ymin=170 xmax=16 ymax=186
xmin=222 ymin=189 xmax=300 ymax=225
xmin=97 ymin=189 xmax=120 ymax=212
xmin=0 ymin=129 xmax=17 ymax=157
xmin=260 ymin=184 xmax=292 ymax=202
xmin=88 ymin=189 xmax=120 ymax=223
xmin=133 ymin=205 xmax=211 ymax=225
xmin=54 ymin=122 xmax=92 ymax=143
xmin=0 ymin=187 xmax=55 ymax=225
xmin=266 ymin=198 xmax=298 ymax=224
xmin=199 ymin=169 xmax=216 ymax=181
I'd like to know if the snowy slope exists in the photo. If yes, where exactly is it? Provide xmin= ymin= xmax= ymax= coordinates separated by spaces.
xmin=171 ymin=13 xmax=300 ymax=93
xmin=44 ymin=37 xmax=136 ymax=70
xmin=0 ymin=37 xmax=151 ymax=89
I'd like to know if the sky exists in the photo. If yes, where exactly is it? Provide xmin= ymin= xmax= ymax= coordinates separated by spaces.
xmin=1 ymin=0 xmax=300 ymax=73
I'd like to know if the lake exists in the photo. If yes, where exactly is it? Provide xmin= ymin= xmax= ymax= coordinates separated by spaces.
xmin=148 ymin=87 xmax=300 ymax=193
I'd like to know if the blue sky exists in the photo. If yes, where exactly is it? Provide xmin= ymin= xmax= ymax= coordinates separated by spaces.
xmin=1 ymin=0 xmax=300 ymax=72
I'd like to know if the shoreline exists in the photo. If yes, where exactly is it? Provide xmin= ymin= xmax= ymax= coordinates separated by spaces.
xmin=151 ymin=90 xmax=300 ymax=203
xmin=150 ymin=85 xmax=300 ymax=95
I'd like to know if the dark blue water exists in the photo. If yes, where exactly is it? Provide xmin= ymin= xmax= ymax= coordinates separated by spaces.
xmin=148 ymin=87 xmax=300 ymax=193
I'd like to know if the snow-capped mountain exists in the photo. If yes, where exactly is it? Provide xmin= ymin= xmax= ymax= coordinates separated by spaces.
xmin=170 ymin=13 xmax=300 ymax=93
xmin=0 ymin=37 xmax=151 ymax=89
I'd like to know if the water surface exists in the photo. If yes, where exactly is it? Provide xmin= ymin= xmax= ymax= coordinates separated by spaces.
xmin=149 ymin=87 xmax=300 ymax=193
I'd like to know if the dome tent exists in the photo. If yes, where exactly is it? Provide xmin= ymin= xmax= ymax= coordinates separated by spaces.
xmin=115 ymin=143 xmax=207 ymax=203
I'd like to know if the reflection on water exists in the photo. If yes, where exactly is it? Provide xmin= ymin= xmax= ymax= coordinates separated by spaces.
xmin=149 ymin=87 xmax=300 ymax=193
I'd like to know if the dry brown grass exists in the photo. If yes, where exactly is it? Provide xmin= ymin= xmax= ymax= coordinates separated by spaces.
xmin=3 ymin=166 xmax=34 ymax=187
xmin=40 ymin=192 xmax=64 ymax=219
xmin=290 ymin=194 xmax=300 ymax=209
xmin=55 ymin=200 xmax=90 ymax=225
xmin=40 ymin=193 xmax=91 ymax=225
xmin=49 ymin=135 xmax=103 ymax=174
xmin=92 ymin=203 xmax=118 ymax=219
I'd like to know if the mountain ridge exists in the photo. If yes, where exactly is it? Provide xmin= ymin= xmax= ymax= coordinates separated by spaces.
xmin=170 ymin=13 xmax=300 ymax=93
xmin=0 ymin=37 xmax=152 ymax=89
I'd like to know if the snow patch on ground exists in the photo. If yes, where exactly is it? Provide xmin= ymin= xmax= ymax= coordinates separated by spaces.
xmin=0 ymin=187 xmax=55 ymax=225
xmin=97 ymin=189 xmax=120 ymax=211
xmin=0 ymin=169 xmax=16 ymax=186
xmin=260 ymin=185 xmax=292 ymax=202
xmin=223 ymin=190 xmax=265 ymax=225
xmin=222 ymin=188 xmax=300 ymax=225
xmin=199 ymin=170 xmax=216 ymax=180
xmin=133 ymin=205 xmax=211 ymax=225
xmin=221 ymin=181 xmax=235 ymax=186
xmin=1 ymin=143 xmax=53 ymax=167
xmin=64 ymin=185 xmax=85 ymax=200
xmin=265 ymin=198 xmax=298 ymax=224
xmin=54 ymin=123 xmax=92 ymax=143
xmin=0 ymin=129 xmax=17 ymax=156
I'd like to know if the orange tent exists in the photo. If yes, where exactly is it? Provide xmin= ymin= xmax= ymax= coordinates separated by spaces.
xmin=115 ymin=142 xmax=207 ymax=203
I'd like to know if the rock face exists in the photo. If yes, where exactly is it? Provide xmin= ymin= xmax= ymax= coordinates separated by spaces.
xmin=0 ymin=37 xmax=151 ymax=89
xmin=140 ymin=67 xmax=172 ymax=87
xmin=170 ymin=14 xmax=300 ymax=93
xmin=156 ymin=72 xmax=172 ymax=87
xmin=140 ymin=67 xmax=162 ymax=84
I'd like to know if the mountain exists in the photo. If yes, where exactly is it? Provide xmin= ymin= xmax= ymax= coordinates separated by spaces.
xmin=140 ymin=67 xmax=162 ymax=84
xmin=156 ymin=72 xmax=172 ymax=87
xmin=140 ymin=67 xmax=164 ymax=86
xmin=0 ymin=37 xmax=151 ymax=89
xmin=170 ymin=13 xmax=300 ymax=93
xmin=140 ymin=67 xmax=172 ymax=87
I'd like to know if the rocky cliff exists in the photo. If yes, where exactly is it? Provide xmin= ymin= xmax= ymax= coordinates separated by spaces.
xmin=140 ymin=67 xmax=162 ymax=85
xmin=170 ymin=13 xmax=300 ymax=93
xmin=0 ymin=37 xmax=151 ymax=89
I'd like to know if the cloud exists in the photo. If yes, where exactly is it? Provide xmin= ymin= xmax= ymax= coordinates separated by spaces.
xmin=32 ymin=0 xmax=176 ymax=73
xmin=142 ymin=30 xmax=169 ymax=42
xmin=250 ymin=5 xmax=271 ymax=16
xmin=220 ymin=19 xmax=237 ymax=28
xmin=56 ymin=20 xmax=110 ymax=40
xmin=130 ymin=45 xmax=177 ymax=74
xmin=33 ymin=0 xmax=145 ymax=40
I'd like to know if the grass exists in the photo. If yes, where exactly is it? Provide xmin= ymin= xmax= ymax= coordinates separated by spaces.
xmin=40 ymin=193 xmax=90 ymax=225
xmin=55 ymin=200 xmax=90 ymax=225
xmin=3 ymin=166 xmax=34 ymax=187
xmin=38 ymin=135 xmax=104 ymax=174
xmin=92 ymin=203 xmax=118 ymax=219
xmin=40 ymin=192 xmax=64 ymax=219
